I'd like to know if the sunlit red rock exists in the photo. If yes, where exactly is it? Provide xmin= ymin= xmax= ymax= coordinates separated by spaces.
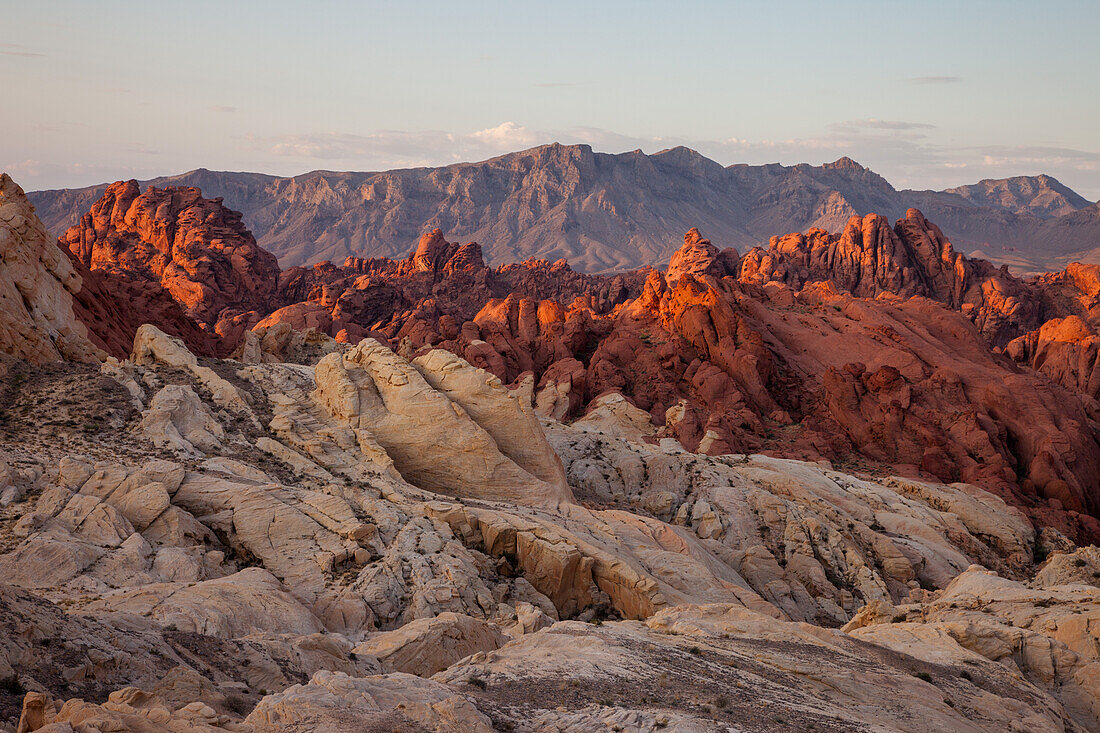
xmin=59 ymin=180 xmax=280 ymax=334
xmin=45 ymin=182 xmax=1100 ymax=542
xmin=64 ymin=252 xmax=219 ymax=358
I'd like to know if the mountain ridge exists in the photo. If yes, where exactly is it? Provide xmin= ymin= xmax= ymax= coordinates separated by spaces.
xmin=25 ymin=143 xmax=1099 ymax=274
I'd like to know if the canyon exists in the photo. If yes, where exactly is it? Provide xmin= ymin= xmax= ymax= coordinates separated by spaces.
xmin=3 ymin=170 xmax=1100 ymax=731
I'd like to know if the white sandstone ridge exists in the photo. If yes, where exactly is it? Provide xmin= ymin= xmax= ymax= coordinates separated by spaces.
xmin=0 ymin=172 xmax=99 ymax=363
xmin=312 ymin=337 xmax=573 ymax=506
xmin=1 ymin=322 xmax=1098 ymax=731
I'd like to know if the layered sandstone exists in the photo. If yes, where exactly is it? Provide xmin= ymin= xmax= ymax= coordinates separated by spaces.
xmin=39 ymin=176 xmax=1100 ymax=542
xmin=0 ymin=174 xmax=98 ymax=363
xmin=1 ymin=327 xmax=1098 ymax=730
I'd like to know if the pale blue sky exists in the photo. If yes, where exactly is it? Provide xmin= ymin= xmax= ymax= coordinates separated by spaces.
xmin=3 ymin=0 xmax=1098 ymax=197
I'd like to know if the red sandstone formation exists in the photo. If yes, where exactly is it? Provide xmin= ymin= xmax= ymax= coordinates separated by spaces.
xmin=1006 ymin=314 xmax=1100 ymax=400
xmin=64 ymin=251 xmax=219 ymax=358
xmin=272 ymin=228 xmax=646 ymax=346
xmin=55 ymin=181 xmax=1100 ymax=542
xmin=377 ymin=238 xmax=1100 ymax=540
xmin=361 ymin=222 xmax=1100 ymax=543
xmin=665 ymin=228 xmax=740 ymax=286
xmin=59 ymin=181 xmax=280 ymax=344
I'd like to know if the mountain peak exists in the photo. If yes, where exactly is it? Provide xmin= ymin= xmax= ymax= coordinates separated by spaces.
xmin=652 ymin=145 xmax=710 ymax=163
xmin=824 ymin=156 xmax=867 ymax=171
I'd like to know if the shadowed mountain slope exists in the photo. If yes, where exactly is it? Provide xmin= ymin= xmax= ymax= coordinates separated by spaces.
xmin=29 ymin=144 xmax=1098 ymax=273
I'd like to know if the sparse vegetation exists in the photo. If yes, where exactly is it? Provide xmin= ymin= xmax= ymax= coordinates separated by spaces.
xmin=913 ymin=671 xmax=933 ymax=683
xmin=223 ymin=694 xmax=250 ymax=715
xmin=0 ymin=675 xmax=24 ymax=696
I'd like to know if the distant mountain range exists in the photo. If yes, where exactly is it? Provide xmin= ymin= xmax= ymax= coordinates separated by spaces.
xmin=27 ymin=143 xmax=1100 ymax=273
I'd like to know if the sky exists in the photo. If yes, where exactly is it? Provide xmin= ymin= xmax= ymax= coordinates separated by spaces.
xmin=3 ymin=0 xmax=1099 ymax=198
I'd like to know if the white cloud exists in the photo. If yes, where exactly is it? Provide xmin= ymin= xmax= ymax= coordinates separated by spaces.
xmin=266 ymin=123 xmax=547 ymax=167
xmin=2 ymin=160 xmax=159 ymax=191
xmin=4 ymin=160 xmax=43 ymax=179
xmin=971 ymin=145 xmax=1099 ymax=169
xmin=470 ymin=121 xmax=540 ymax=148
xmin=0 ymin=43 xmax=45 ymax=58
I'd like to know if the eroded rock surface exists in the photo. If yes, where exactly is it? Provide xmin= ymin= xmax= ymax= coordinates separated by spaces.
xmin=6 ymin=170 xmax=1100 ymax=731
xmin=0 ymin=174 xmax=98 ymax=363
xmin=45 ymin=178 xmax=1100 ymax=546
xmin=1 ymin=324 xmax=1098 ymax=731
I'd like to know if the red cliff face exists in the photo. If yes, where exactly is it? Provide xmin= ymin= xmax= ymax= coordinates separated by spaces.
xmin=63 ymin=250 xmax=219 ymax=358
xmin=59 ymin=181 xmax=281 ymax=340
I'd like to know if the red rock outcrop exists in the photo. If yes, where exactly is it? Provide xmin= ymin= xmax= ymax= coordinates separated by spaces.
xmin=321 ymin=221 xmax=1100 ymax=543
xmin=64 ymin=252 xmax=219 ymax=358
xmin=665 ymin=228 xmax=739 ymax=286
xmin=275 ymin=228 xmax=646 ymax=348
xmin=1005 ymin=315 xmax=1100 ymax=400
xmin=738 ymin=209 xmax=1054 ymax=346
xmin=59 ymin=180 xmax=280 ymax=342
xmin=47 ymin=182 xmax=1100 ymax=542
